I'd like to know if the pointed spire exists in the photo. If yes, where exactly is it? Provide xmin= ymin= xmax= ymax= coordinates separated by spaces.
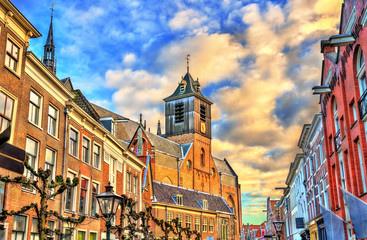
xmin=43 ymin=4 xmax=56 ymax=74
xmin=186 ymin=54 xmax=190 ymax=73
xmin=144 ymin=120 xmax=146 ymax=130
xmin=157 ymin=120 xmax=161 ymax=135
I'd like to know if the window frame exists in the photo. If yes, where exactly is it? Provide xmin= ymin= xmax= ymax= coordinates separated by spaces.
xmin=109 ymin=156 xmax=117 ymax=187
xmin=81 ymin=136 xmax=91 ymax=164
xmin=65 ymin=169 xmax=78 ymax=213
xmin=79 ymin=176 xmax=89 ymax=215
xmin=186 ymin=215 xmax=192 ymax=230
xmin=203 ymin=217 xmax=208 ymax=232
xmin=28 ymin=90 xmax=42 ymax=127
xmin=167 ymin=212 xmax=173 ymax=225
xmin=195 ymin=216 xmax=200 ymax=232
xmin=5 ymin=37 xmax=22 ymax=75
xmin=0 ymin=90 xmax=15 ymax=134
xmin=133 ymin=175 xmax=138 ymax=195
xmin=90 ymin=181 xmax=99 ymax=216
xmin=30 ymin=217 xmax=39 ymax=240
xmin=12 ymin=215 xmax=28 ymax=240
xmin=45 ymin=147 xmax=57 ymax=194
xmin=93 ymin=143 xmax=101 ymax=169
xmin=47 ymin=104 xmax=59 ymax=137
xmin=126 ymin=172 xmax=131 ymax=192
xmin=23 ymin=136 xmax=39 ymax=192
xmin=69 ymin=127 xmax=79 ymax=158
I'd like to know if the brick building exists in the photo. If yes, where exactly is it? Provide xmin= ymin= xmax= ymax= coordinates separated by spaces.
xmin=0 ymin=1 xmax=145 ymax=239
xmin=93 ymin=68 xmax=243 ymax=239
xmin=312 ymin=0 xmax=367 ymax=239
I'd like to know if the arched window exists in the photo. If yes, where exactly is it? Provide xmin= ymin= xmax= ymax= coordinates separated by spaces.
xmin=333 ymin=100 xmax=340 ymax=133
xmin=357 ymin=47 xmax=367 ymax=96
xmin=200 ymin=148 xmax=205 ymax=166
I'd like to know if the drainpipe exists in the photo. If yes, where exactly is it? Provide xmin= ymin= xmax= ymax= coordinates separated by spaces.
xmin=59 ymin=107 xmax=68 ymax=239
xmin=219 ymin=172 xmax=223 ymax=196
xmin=177 ymin=157 xmax=180 ymax=187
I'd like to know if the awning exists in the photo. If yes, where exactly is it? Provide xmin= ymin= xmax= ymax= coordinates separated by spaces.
xmin=0 ymin=126 xmax=26 ymax=174
xmin=341 ymin=188 xmax=367 ymax=238
xmin=319 ymin=204 xmax=346 ymax=240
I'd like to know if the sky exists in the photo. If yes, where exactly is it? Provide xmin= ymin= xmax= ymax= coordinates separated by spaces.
xmin=12 ymin=0 xmax=343 ymax=224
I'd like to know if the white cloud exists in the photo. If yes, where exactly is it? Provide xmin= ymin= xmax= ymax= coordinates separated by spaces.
xmin=122 ymin=53 xmax=136 ymax=66
xmin=169 ymin=9 xmax=209 ymax=33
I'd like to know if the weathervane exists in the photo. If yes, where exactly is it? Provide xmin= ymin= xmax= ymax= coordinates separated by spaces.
xmin=50 ymin=3 xmax=55 ymax=17
xmin=186 ymin=54 xmax=190 ymax=73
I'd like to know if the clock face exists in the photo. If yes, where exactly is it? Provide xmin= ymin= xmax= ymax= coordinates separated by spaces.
xmin=201 ymin=122 xmax=206 ymax=133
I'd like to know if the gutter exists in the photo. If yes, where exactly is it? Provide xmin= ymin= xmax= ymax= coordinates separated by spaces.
xmin=59 ymin=107 xmax=68 ymax=239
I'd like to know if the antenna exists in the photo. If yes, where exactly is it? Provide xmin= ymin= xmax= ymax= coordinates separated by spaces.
xmin=186 ymin=54 xmax=190 ymax=73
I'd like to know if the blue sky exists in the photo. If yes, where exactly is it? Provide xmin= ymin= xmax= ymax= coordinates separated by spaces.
xmin=12 ymin=0 xmax=343 ymax=224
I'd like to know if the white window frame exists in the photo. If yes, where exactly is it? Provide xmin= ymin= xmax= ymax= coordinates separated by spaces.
xmin=109 ymin=156 xmax=117 ymax=187
xmin=0 ymin=90 xmax=15 ymax=134
xmin=357 ymin=140 xmax=367 ymax=193
xmin=69 ymin=127 xmax=79 ymax=158
xmin=93 ymin=143 xmax=101 ymax=169
xmin=90 ymin=181 xmax=100 ymax=216
xmin=23 ymin=136 xmax=39 ymax=193
xmin=45 ymin=147 xmax=57 ymax=193
xmin=133 ymin=175 xmax=138 ymax=195
xmin=81 ymin=136 xmax=91 ymax=164
xmin=12 ymin=214 xmax=28 ymax=240
xmin=79 ymin=175 xmax=90 ymax=215
xmin=77 ymin=230 xmax=87 ymax=240
xmin=357 ymin=47 xmax=367 ymax=97
xmin=65 ymin=169 xmax=78 ymax=213
xmin=89 ymin=231 xmax=98 ymax=240
xmin=28 ymin=90 xmax=43 ymax=127
xmin=5 ymin=35 xmax=22 ymax=76
xmin=126 ymin=171 xmax=131 ymax=192
xmin=47 ymin=104 xmax=59 ymax=137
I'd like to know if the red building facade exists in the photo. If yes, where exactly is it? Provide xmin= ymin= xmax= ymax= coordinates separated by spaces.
xmin=318 ymin=0 xmax=367 ymax=239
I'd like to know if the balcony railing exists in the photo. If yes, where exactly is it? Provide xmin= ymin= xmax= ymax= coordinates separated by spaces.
xmin=359 ymin=91 xmax=367 ymax=120
xmin=334 ymin=130 xmax=341 ymax=151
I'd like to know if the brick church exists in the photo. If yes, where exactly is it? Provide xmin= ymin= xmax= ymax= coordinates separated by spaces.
xmin=94 ymin=65 xmax=243 ymax=239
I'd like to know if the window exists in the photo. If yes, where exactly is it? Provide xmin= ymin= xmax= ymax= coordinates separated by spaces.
xmin=221 ymin=219 xmax=228 ymax=240
xmin=175 ymin=103 xmax=184 ymax=123
xmin=187 ymin=160 xmax=192 ymax=170
xmin=357 ymin=48 xmax=367 ymax=96
xmin=77 ymin=231 xmax=86 ymax=240
xmin=12 ymin=215 xmax=27 ymax=240
xmin=195 ymin=217 xmax=200 ymax=231
xmin=177 ymin=194 xmax=183 ymax=206
xmin=209 ymin=218 xmax=214 ymax=233
xmin=69 ymin=128 xmax=78 ymax=157
xmin=79 ymin=178 xmax=88 ymax=214
xmin=109 ymin=157 xmax=116 ymax=186
xmin=64 ymin=228 xmax=73 ymax=240
xmin=314 ymin=153 xmax=318 ymax=170
xmin=30 ymin=218 xmax=38 ymax=240
xmin=29 ymin=90 xmax=42 ymax=126
xmin=202 ymin=199 xmax=208 ymax=210
xmin=203 ymin=217 xmax=208 ymax=232
xmin=338 ymin=152 xmax=346 ymax=190
xmin=45 ymin=148 xmax=56 ymax=184
xmin=24 ymin=137 xmax=39 ymax=190
xmin=111 ymin=121 xmax=116 ymax=136
xmin=93 ymin=144 xmax=101 ymax=169
xmin=186 ymin=215 xmax=192 ymax=230
xmin=0 ymin=181 xmax=4 ymax=212
xmin=200 ymin=104 xmax=206 ymax=122
xmin=89 ymin=233 xmax=97 ymax=240
xmin=333 ymin=165 xmax=340 ymax=208
xmin=0 ymin=91 xmax=14 ymax=133
xmin=65 ymin=171 xmax=77 ymax=212
xmin=133 ymin=176 xmax=138 ymax=194
xmin=90 ymin=182 xmax=99 ymax=216
xmin=47 ymin=220 xmax=55 ymax=240
xmin=200 ymin=148 xmax=205 ymax=166
xmin=167 ymin=212 xmax=173 ymax=225
xmin=177 ymin=213 xmax=183 ymax=227
xmin=47 ymin=105 xmax=58 ymax=136
xmin=357 ymin=141 xmax=367 ymax=193
xmin=82 ymin=137 xmax=90 ymax=164
xmin=351 ymin=103 xmax=357 ymax=122
xmin=126 ymin=172 xmax=131 ymax=192
xmin=5 ymin=39 xmax=20 ymax=72
xmin=333 ymin=101 xmax=340 ymax=133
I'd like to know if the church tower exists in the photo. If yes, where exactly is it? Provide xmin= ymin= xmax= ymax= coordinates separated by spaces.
xmin=43 ymin=4 xmax=56 ymax=74
xmin=164 ymin=55 xmax=212 ymax=143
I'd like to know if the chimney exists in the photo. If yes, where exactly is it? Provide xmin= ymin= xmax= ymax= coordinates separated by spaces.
xmin=144 ymin=120 xmax=146 ymax=130
xmin=139 ymin=113 xmax=142 ymax=125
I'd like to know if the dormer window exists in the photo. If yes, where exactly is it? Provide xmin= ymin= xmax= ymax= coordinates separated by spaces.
xmin=172 ymin=194 xmax=183 ymax=206
xmin=180 ymin=81 xmax=187 ymax=94
xmin=203 ymin=199 xmax=208 ymax=210
xmin=111 ymin=120 xmax=116 ymax=136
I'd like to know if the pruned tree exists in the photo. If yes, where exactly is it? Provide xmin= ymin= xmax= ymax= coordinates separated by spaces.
xmin=0 ymin=158 xmax=85 ymax=239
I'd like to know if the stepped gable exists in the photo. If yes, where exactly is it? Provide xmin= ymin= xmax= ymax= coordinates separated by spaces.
xmin=72 ymin=90 xmax=100 ymax=122
xmin=153 ymin=181 xmax=233 ymax=213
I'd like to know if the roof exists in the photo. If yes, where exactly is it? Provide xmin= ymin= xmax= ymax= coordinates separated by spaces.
xmin=45 ymin=15 xmax=54 ymax=46
xmin=91 ymin=103 xmax=128 ymax=121
xmin=213 ymin=156 xmax=237 ymax=177
xmin=153 ymin=181 xmax=233 ymax=214
xmin=60 ymin=77 xmax=74 ymax=90
xmin=72 ymin=90 xmax=100 ymax=122
xmin=163 ymin=71 xmax=212 ymax=104
xmin=145 ymin=130 xmax=182 ymax=158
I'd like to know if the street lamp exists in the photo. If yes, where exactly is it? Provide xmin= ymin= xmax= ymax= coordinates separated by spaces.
xmin=273 ymin=213 xmax=284 ymax=240
xmin=96 ymin=183 xmax=123 ymax=240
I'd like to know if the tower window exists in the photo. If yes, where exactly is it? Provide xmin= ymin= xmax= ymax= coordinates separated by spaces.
xmin=201 ymin=148 xmax=205 ymax=166
xmin=200 ymin=104 xmax=206 ymax=122
xmin=175 ymin=103 xmax=184 ymax=123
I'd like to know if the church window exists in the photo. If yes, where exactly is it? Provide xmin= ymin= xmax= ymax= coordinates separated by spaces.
xmin=175 ymin=103 xmax=184 ymax=123
xmin=200 ymin=104 xmax=206 ymax=122
xmin=211 ymin=168 xmax=215 ymax=177
xmin=186 ymin=160 xmax=192 ymax=170
xmin=200 ymin=148 xmax=205 ymax=166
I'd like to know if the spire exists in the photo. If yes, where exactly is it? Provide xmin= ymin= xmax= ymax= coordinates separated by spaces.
xmin=157 ymin=120 xmax=161 ymax=135
xmin=186 ymin=54 xmax=190 ymax=73
xmin=139 ymin=113 xmax=142 ymax=125
xmin=43 ymin=4 xmax=56 ymax=75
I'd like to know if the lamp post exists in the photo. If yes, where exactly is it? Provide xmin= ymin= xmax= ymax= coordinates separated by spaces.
xmin=96 ymin=183 xmax=123 ymax=240
xmin=273 ymin=211 xmax=284 ymax=240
